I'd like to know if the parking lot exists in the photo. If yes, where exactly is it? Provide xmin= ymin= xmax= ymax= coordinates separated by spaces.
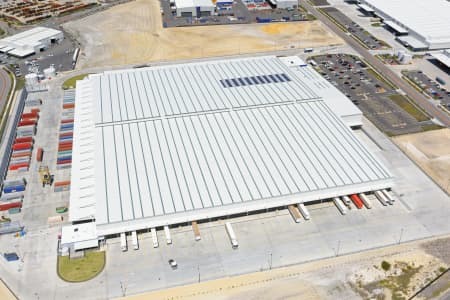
xmin=319 ymin=7 xmax=388 ymax=50
xmin=403 ymin=70 xmax=450 ymax=110
xmin=311 ymin=54 xmax=427 ymax=135
xmin=160 ymin=0 xmax=310 ymax=27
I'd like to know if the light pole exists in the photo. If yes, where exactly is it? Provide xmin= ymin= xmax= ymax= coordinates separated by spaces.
xmin=398 ymin=228 xmax=404 ymax=244
xmin=268 ymin=252 xmax=273 ymax=270
xmin=198 ymin=265 xmax=201 ymax=283
xmin=336 ymin=240 xmax=341 ymax=256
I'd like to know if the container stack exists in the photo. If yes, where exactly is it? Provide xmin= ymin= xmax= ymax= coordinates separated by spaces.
xmin=57 ymin=90 xmax=75 ymax=170
xmin=25 ymin=98 xmax=42 ymax=107
xmin=10 ymin=109 xmax=40 ymax=172
xmin=54 ymin=180 xmax=71 ymax=192
xmin=0 ymin=178 xmax=25 ymax=213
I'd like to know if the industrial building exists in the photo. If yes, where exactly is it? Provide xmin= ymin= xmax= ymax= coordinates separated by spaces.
xmin=61 ymin=56 xmax=393 ymax=250
xmin=174 ymin=0 xmax=215 ymax=17
xmin=431 ymin=49 xmax=450 ymax=70
xmin=267 ymin=0 xmax=297 ymax=9
xmin=0 ymin=27 xmax=63 ymax=57
xmin=361 ymin=0 xmax=450 ymax=50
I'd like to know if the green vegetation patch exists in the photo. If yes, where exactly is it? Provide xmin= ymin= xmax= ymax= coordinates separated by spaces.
xmin=62 ymin=73 xmax=90 ymax=90
xmin=365 ymin=68 xmax=396 ymax=89
xmin=421 ymin=123 xmax=444 ymax=132
xmin=379 ymin=263 xmax=422 ymax=300
xmin=382 ymin=261 xmax=391 ymax=271
xmin=371 ymin=22 xmax=381 ymax=27
xmin=58 ymin=251 xmax=105 ymax=282
xmin=388 ymin=94 xmax=430 ymax=122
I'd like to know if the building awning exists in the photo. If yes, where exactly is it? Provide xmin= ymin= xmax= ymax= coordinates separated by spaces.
xmin=61 ymin=222 xmax=98 ymax=247
xmin=383 ymin=20 xmax=408 ymax=34
xmin=358 ymin=4 xmax=374 ymax=13
xmin=397 ymin=35 xmax=428 ymax=50
xmin=431 ymin=50 xmax=450 ymax=68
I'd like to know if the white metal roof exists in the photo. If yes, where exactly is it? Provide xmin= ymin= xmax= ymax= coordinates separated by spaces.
xmin=362 ymin=0 xmax=450 ymax=47
xmin=383 ymin=20 xmax=408 ymax=35
xmin=397 ymin=36 xmax=429 ymax=49
xmin=70 ymin=56 xmax=392 ymax=235
xmin=0 ymin=26 xmax=62 ymax=57
xmin=60 ymin=222 xmax=97 ymax=245
xmin=358 ymin=4 xmax=374 ymax=13
xmin=175 ymin=0 xmax=214 ymax=8
xmin=431 ymin=50 xmax=450 ymax=68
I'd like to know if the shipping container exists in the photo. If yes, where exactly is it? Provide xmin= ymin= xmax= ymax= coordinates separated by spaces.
xmin=120 ymin=232 xmax=127 ymax=251
xmin=11 ymin=151 xmax=31 ymax=158
xmin=12 ymin=143 xmax=33 ymax=151
xmin=3 ymin=252 xmax=19 ymax=262
xmin=14 ymin=137 xmax=33 ymax=143
xmin=0 ymin=202 xmax=22 ymax=211
xmin=374 ymin=190 xmax=388 ymax=206
xmin=8 ymin=207 xmax=21 ymax=214
xmin=225 ymin=222 xmax=238 ymax=249
xmin=0 ymin=192 xmax=24 ymax=202
xmin=31 ymin=108 xmax=40 ymax=113
xmin=333 ymin=197 xmax=347 ymax=215
xmin=48 ymin=215 xmax=63 ymax=224
xmin=8 ymin=163 xmax=29 ymax=171
xmin=3 ymin=178 xmax=26 ymax=187
xmin=350 ymin=194 xmax=364 ymax=209
xmin=36 ymin=148 xmax=43 ymax=161
xmin=298 ymin=203 xmax=310 ymax=220
xmin=54 ymin=180 xmax=70 ymax=187
xmin=2 ymin=184 xmax=25 ymax=193
xmin=358 ymin=193 xmax=372 ymax=209
xmin=131 ymin=231 xmax=139 ymax=250
xmin=61 ymin=119 xmax=74 ymax=124
xmin=63 ymin=103 xmax=75 ymax=109
xmin=18 ymin=119 xmax=37 ymax=127
xmin=21 ymin=112 xmax=39 ymax=119
xmin=164 ymin=225 xmax=172 ymax=244
xmin=57 ymin=160 xmax=72 ymax=165
xmin=192 ymin=221 xmax=201 ymax=241
xmin=288 ymin=204 xmax=302 ymax=222
xmin=151 ymin=228 xmax=159 ymax=248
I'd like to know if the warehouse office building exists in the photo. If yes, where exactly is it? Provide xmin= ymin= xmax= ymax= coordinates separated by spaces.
xmin=361 ymin=0 xmax=450 ymax=50
xmin=0 ymin=26 xmax=63 ymax=57
xmin=61 ymin=56 xmax=393 ymax=250
xmin=175 ymin=0 xmax=215 ymax=17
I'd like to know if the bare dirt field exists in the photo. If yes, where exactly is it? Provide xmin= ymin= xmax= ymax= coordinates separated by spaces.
xmin=63 ymin=0 xmax=342 ymax=68
xmin=0 ymin=279 xmax=16 ymax=300
xmin=393 ymin=128 xmax=450 ymax=194
xmin=117 ymin=236 xmax=450 ymax=300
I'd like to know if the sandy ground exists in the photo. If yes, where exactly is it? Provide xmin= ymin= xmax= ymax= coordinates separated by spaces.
xmin=63 ymin=0 xmax=342 ymax=68
xmin=116 ymin=236 xmax=450 ymax=300
xmin=392 ymin=129 xmax=450 ymax=194
xmin=0 ymin=279 xmax=17 ymax=300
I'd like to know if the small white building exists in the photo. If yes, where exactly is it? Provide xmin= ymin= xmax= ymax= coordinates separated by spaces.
xmin=0 ymin=26 xmax=63 ymax=58
xmin=175 ymin=0 xmax=215 ymax=17
xmin=276 ymin=0 xmax=297 ymax=9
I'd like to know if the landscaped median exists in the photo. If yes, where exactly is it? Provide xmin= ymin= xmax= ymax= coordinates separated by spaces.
xmin=57 ymin=251 xmax=105 ymax=282
xmin=62 ymin=73 xmax=91 ymax=90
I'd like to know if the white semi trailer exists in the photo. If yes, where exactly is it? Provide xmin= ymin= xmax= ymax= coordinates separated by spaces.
xmin=225 ymin=222 xmax=238 ymax=249
xmin=164 ymin=225 xmax=172 ymax=245
xmin=358 ymin=193 xmax=372 ymax=209
xmin=374 ymin=190 xmax=388 ymax=206
xmin=131 ymin=231 xmax=139 ymax=250
xmin=298 ymin=203 xmax=310 ymax=220
xmin=333 ymin=197 xmax=347 ymax=215
xmin=151 ymin=228 xmax=159 ymax=248
xmin=382 ymin=190 xmax=395 ymax=205
xmin=120 ymin=232 xmax=127 ymax=252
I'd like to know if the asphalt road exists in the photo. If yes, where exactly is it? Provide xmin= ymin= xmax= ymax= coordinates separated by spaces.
xmin=301 ymin=0 xmax=450 ymax=127
xmin=0 ymin=67 xmax=12 ymax=115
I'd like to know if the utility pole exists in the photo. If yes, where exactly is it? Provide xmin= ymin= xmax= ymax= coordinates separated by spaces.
xmin=398 ymin=228 xmax=404 ymax=244
xmin=268 ymin=252 xmax=273 ymax=270
xmin=336 ymin=240 xmax=341 ymax=257
xmin=198 ymin=265 xmax=200 ymax=283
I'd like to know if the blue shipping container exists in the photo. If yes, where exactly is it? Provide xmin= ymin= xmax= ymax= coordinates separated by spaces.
xmin=3 ymin=185 xmax=26 ymax=194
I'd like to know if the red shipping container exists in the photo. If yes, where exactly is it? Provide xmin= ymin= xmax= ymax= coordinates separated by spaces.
xmin=59 ymin=140 xmax=73 ymax=145
xmin=59 ymin=132 xmax=73 ymax=138
xmin=21 ymin=112 xmax=39 ymax=119
xmin=31 ymin=108 xmax=40 ymax=113
xmin=9 ymin=163 xmax=29 ymax=171
xmin=61 ymin=119 xmax=74 ymax=124
xmin=63 ymin=103 xmax=75 ymax=109
xmin=12 ymin=143 xmax=33 ymax=150
xmin=54 ymin=180 xmax=71 ymax=187
xmin=36 ymin=148 xmax=43 ymax=162
xmin=14 ymin=137 xmax=33 ymax=143
xmin=11 ymin=151 xmax=31 ymax=158
xmin=19 ymin=120 xmax=37 ymax=127
xmin=57 ymin=160 xmax=72 ymax=165
xmin=350 ymin=194 xmax=364 ymax=209
xmin=0 ymin=202 xmax=22 ymax=211
xmin=58 ymin=147 xmax=72 ymax=152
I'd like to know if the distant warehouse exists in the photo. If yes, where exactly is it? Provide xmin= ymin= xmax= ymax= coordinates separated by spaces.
xmin=0 ymin=26 xmax=63 ymax=58
xmin=360 ymin=0 xmax=450 ymax=50
xmin=62 ymin=56 xmax=393 ymax=250
xmin=174 ymin=0 xmax=215 ymax=17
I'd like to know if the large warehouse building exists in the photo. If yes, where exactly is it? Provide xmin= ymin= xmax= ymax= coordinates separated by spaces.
xmin=0 ymin=26 xmax=63 ymax=57
xmin=62 ymin=56 xmax=393 ymax=250
xmin=174 ymin=0 xmax=215 ymax=17
xmin=361 ymin=0 xmax=450 ymax=50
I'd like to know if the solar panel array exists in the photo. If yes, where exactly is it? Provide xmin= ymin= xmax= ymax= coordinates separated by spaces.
xmin=219 ymin=73 xmax=291 ymax=88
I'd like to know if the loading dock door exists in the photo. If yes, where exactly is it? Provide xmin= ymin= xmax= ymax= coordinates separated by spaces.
xmin=181 ymin=12 xmax=193 ymax=17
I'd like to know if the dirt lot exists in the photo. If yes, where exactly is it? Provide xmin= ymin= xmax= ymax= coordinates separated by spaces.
xmin=393 ymin=128 xmax=450 ymax=194
xmin=117 ymin=236 xmax=450 ymax=300
xmin=63 ymin=0 xmax=342 ymax=68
